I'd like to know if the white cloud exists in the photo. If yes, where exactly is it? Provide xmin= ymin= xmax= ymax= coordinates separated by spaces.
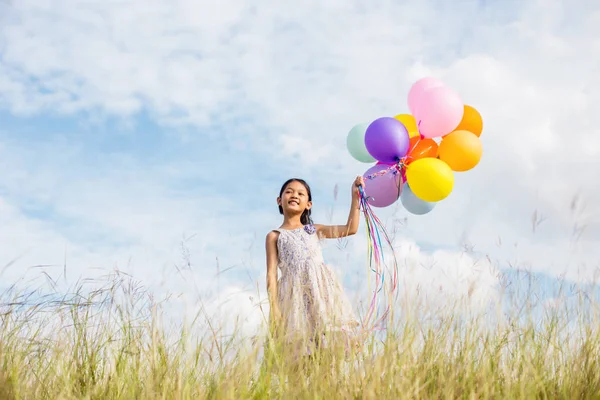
xmin=395 ymin=241 xmax=501 ymax=313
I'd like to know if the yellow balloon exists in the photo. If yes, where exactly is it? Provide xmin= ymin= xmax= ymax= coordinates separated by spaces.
xmin=438 ymin=130 xmax=483 ymax=172
xmin=406 ymin=158 xmax=454 ymax=202
xmin=394 ymin=114 xmax=419 ymax=138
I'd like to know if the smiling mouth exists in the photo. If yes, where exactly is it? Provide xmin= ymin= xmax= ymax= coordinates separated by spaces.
xmin=288 ymin=200 xmax=299 ymax=206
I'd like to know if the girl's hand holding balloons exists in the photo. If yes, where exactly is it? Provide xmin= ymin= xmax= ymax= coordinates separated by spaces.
xmin=352 ymin=176 xmax=365 ymax=200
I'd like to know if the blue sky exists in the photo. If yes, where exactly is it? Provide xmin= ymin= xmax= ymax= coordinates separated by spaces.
xmin=1 ymin=0 xmax=599 ymax=334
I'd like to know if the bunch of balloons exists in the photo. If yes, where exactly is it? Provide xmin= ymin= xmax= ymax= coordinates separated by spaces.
xmin=346 ymin=77 xmax=484 ymax=215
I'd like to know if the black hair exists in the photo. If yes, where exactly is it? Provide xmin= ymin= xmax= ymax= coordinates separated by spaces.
xmin=278 ymin=178 xmax=313 ymax=226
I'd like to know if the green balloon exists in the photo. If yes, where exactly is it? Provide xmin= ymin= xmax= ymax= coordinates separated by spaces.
xmin=346 ymin=122 xmax=376 ymax=163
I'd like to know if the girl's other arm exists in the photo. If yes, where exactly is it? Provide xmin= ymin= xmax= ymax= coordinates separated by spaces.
xmin=316 ymin=176 xmax=363 ymax=239
xmin=265 ymin=231 xmax=281 ymax=324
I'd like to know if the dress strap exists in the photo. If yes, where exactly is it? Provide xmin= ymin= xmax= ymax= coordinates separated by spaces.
xmin=271 ymin=229 xmax=283 ymax=238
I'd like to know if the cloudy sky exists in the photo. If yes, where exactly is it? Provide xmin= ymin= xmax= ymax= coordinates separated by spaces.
xmin=1 ymin=0 xmax=599 ymax=333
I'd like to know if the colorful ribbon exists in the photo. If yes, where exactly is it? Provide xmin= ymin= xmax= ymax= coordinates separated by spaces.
xmin=358 ymin=185 xmax=399 ymax=333
xmin=356 ymin=137 xmax=428 ymax=333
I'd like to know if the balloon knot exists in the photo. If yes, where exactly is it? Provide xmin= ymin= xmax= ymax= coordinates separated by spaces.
xmin=396 ymin=158 xmax=406 ymax=170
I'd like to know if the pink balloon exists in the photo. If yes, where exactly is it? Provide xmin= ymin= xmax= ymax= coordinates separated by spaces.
xmin=407 ymin=77 xmax=445 ymax=116
xmin=413 ymin=86 xmax=464 ymax=139
xmin=362 ymin=164 xmax=403 ymax=208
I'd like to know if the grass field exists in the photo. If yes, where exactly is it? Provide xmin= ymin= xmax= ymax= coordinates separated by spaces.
xmin=1 ymin=267 xmax=600 ymax=399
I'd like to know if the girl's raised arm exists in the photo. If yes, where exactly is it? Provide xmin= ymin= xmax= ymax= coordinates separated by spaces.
xmin=315 ymin=176 xmax=363 ymax=239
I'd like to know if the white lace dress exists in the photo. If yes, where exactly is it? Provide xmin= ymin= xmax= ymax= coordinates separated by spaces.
xmin=274 ymin=224 xmax=360 ymax=353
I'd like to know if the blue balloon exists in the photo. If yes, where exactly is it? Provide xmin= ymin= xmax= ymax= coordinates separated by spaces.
xmin=401 ymin=183 xmax=436 ymax=215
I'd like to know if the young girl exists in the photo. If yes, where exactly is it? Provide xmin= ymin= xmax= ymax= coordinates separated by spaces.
xmin=265 ymin=176 xmax=364 ymax=354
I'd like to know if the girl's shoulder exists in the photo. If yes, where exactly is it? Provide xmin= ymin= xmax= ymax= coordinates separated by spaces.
xmin=266 ymin=229 xmax=281 ymax=240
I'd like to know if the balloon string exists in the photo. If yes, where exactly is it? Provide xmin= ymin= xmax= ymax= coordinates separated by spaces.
xmin=359 ymin=188 xmax=379 ymax=327
xmin=358 ymin=186 xmax=399 ymax=333
xmin=404 ymin=135 xmax=423 ymax=163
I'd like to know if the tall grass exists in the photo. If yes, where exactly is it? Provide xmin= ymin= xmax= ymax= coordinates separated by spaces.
xmin=1 ymin=266 xmax=599 ymax=399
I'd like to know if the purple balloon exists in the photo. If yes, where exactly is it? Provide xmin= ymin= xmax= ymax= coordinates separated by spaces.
xmin=362 ymin=164 xmax=403 ymax=208
xmin=364 ymin=117 xmax=410 ymax=163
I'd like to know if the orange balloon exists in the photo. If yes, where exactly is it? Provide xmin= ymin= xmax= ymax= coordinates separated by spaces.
xmin=454 ymin=105 xmax=483 ymax=137
xmin=438 ymin=130 xmax=482 ymax=172
xmin=405 ymin=136 xmax=438 ymax=164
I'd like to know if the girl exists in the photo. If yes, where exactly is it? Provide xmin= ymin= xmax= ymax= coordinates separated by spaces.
xmin=265 ymin=176 xmax=364 ymax=354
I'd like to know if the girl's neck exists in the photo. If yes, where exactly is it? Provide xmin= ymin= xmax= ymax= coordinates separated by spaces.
xmin=280 ymin=215 xmax=304 ymax=229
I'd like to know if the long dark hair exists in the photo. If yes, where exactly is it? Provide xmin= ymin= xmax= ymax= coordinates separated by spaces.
xmin=278 ymin=178 xmax=313 ymax=225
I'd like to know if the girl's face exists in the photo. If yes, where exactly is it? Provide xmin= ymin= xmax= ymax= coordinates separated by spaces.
xmin=278 ymin=181 xmax=311 ymax=216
